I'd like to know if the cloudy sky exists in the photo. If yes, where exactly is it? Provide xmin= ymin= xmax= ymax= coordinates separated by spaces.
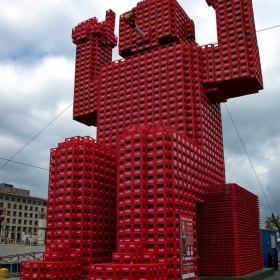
xmin=0 ymin=0 xmax=279 ymax=227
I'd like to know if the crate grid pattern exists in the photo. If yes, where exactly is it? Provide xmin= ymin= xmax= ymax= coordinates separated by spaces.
xmin=72 ymin=10 xmax=117 ymax=126
xmin=111 ymin=124 xmax=216 ymax=279
xmin=197 ymin=184 xmax=263 ymax=277
xmin=118 ymin=0 xmax=195 ymax=57
xmin=20 ymin=136 xmax=117 ymax=280
xmin=21 ymin=0 xmax=263 ymax=279
xmin=203 ymin=0 xmax=262 ymax=102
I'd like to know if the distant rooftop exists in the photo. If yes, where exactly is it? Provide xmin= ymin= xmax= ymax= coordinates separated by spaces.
xmin=0 ymin=183 xmax=46 ymax=201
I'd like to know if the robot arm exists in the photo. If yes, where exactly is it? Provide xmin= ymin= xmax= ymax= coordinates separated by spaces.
xmin=72 ymin=10 xmax=117 ymax=126
xmin=203 ymin=0 xmax=263 ymax=102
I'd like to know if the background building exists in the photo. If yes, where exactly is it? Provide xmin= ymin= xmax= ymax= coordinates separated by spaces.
xmin=0 ymin=183 xmax=47 ymax=241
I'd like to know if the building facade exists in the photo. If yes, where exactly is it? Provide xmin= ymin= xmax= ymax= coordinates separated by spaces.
xmin=0 ymin=183 xmax=47 ymax=241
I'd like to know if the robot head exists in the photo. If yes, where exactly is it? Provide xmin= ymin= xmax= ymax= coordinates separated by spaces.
xmin=119 ymin=0 xmax=195 ymax=57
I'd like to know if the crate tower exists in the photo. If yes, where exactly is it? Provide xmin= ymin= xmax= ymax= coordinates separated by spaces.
xmin=20 ymin=0 xmax=264 ymax=279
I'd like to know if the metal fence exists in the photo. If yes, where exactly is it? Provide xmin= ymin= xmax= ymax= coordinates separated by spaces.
xmin=0 ymin=252 xmax=44 ymax=278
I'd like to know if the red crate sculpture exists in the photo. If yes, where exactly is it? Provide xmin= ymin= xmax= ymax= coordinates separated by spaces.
xmin=20 ymin=0 xmax=263 ymax=279
xmin=21 ymin=136 xmax=117 ymax=280
xmin=197 ymin=184 xmax=263 ymax=276
xmin=70 ymin=0 xmax=262 ymax=278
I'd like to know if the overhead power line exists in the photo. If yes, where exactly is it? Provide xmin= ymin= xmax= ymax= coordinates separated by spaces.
xmin=204 ymin=23 xmax=280 ymax=45
xmin=256 ymin=24 xmax=280 ymax=33
xmin=2 ymin=22 xmax=280 ymax=173
xmin=0 ymin=157 xmax=48 ymax=171
xmin=223 ymin=104 xmax=273 ymax=214
xmin=0 ymin=103 xmax=73 ymax=171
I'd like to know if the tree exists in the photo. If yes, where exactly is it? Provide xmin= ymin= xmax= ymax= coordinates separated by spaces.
xmin=265 ymin=215 xmax=280 ymax=232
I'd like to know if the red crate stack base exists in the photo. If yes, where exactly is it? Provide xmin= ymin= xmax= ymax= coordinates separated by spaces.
xmin=197 ymin=184 xmax=263 ymax=277
xmin=20 ymin=260 xmax=81 ymax=280
xmin=89 ymin=122 xmax=226 ymax=279
xmin=21 ymin=136 xmax=117 ymax=280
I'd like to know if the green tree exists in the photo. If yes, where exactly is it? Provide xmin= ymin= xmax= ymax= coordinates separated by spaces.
xmin=265 ymin=215 xmax=280 ymax=232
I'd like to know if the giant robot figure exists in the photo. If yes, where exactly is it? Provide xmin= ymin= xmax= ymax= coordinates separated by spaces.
xmin=71 ymin=0 xmax=262 ymax=278
xmin=20 ymin=0 xmax=264 ymax=279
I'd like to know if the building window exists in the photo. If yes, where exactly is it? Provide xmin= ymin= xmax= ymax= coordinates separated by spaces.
xmin=42 ymin=201 xmax=47 ymax=206
xmin=24 ymin=220 xmax=27 ymax=225
xmin=35 ymin=214 xmax=38 ymax=219
xmin=12 ymin=226 xmax=15 ymax=231
xmin=29 ymin=220 xmax=33 ymax=225
xmin=30 ymin=206 xmax=33 ymax=211
xmin=22 ymin=199 xmax=26 ymax=203
xmin=33 ymin=200 xmax=37 ymax=205
xmin=37 ymin=201 xmax=41 ymax=206
xmin=13 ymin=211 xmax=16 ymax=216
xmin=28 ymin=200 xmax=31 ymax=204
xmin=4 ymin=196 xmax=9 ymax=201
xmin=24 ymin=213 xmax=27 ymax=218
xmin=25 ymin=206 xmax=28 ymax=211
xmin=0 ymin=202 xmax=3 ymax=207
xmin=41 ymin=208 xmax=44 ymax=212
xmin=11 ymin=197 xmax=15 ymax=202
xmin=18 ymin=219 xmax=22 ymax=224
xmin=7 ymin=211 xmax=10 ymax=216
xmin=34 ymin=221 xmax=38 ymax=226
xmin=19 ymin=212 xmax=22 ymax=217
xmin=35 ymin=207 xmax=38 ymax=212
xmin=13 ymin=204 xmax=17 ymax=209
xmin=17 ymin=198 xmax=21 ymax=202
xmin=19 ymin=205 xmax=23 ymax=210
xmin=6 ymin=218 xmax=10 ymax=223
xmin=7 ymin=203 xmax=11 ymax=208
xmin=30 ymin=213 xmax=33 ymax=218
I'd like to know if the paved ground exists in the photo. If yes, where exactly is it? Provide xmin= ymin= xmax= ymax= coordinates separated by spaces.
xmin=264 ymin=270 xmax=280 ymax=280
xmin=2 ymin=271 xmax=280 ymax=280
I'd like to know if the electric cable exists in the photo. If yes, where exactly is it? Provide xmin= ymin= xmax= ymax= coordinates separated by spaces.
xmin=204 ymin=23 xmax=280 ymax=45
xmin=0 ymin=157 xmax=48 ymax=171
xmin=223 ymin=103 xmax=274 ymax=213
xmin=2 ymin=22 xmax=280 ymax=173
xmin=256 ymin=24 xmax=280 ymax=33
xmin=0 ymin=103 xmax=73 ymax=171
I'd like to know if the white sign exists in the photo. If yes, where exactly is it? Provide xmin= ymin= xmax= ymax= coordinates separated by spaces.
xmin=182 ymin=273 xmax=195 ymax=279
xmin=271 ymin=235 xmax=276 ymax=248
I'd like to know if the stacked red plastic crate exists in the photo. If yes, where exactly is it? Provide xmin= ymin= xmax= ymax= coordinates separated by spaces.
xmin=70 ymin=0 xmax=263 ymax=279
xmin=72 ymin=10 xmax=117 ymax=126
xmin=118 ymin=0 xmax=195 ymax=57
xmin=89 ymin=122 xmax=226 ymax=279
xmin=203 ymin=0 xmax=263 ymax=102
xmin=20 ymin=260 xmax=81 ymax=280
xmin=19 ymin=0 xmax=265 ymax=279
xmin=20 ymin=136 xmax=117 ymax=280
xmin=196 ymin=184 xmax=263 ymax=276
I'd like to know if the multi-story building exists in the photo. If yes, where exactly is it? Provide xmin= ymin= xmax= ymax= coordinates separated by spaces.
xmin=0 ymin=183 xmax=47 ymax=241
